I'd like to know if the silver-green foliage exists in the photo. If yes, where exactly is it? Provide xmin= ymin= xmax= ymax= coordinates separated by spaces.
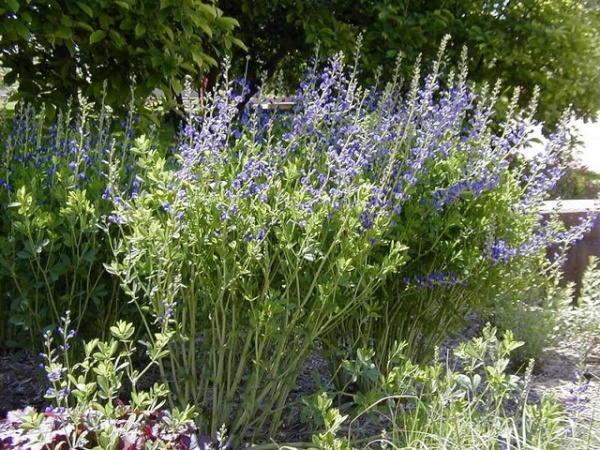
xmin=300 ymin=325 xmax=599 ymax=450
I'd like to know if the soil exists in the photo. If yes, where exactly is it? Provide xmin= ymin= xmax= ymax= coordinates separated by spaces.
xmin=528 ymin=343 xmax=600 ymax=418
xmin=0 ymin=353 xmax=45 ymax=418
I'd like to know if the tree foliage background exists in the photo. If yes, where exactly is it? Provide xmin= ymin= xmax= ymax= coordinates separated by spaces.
xmin=1 ymin=0 xmax=600 ymax=126
xmin=221 ymin=0 xmax=600 ymax=127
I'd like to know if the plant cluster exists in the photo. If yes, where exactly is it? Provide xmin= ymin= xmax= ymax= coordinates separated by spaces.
xmin=0 ymin=99 xmax=138 ymax=348
xmin=0 ymin=44 xmax=598 ymax=448
xmin=102 ymin=47 xmax=595 ymax=445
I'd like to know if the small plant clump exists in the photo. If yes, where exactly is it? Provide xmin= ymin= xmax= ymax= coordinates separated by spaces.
xmin=0 ymin=312 xmax=200 ymax=450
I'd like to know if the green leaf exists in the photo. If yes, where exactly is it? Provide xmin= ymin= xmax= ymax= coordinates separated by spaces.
xmin=60 ymin=15 xmax=73 ymax=27
xmin=135 ymin=23 xmax=146 ymax=38
xmin=35 ymin=238 xmax=50 ymax=253
xmin=99 ymin=14 xmax=112 ymax=30
xmin=230 ymin=37 xmax=248 ymax=51
xmin=198 ymin=22 xmax=213 ymax=38
xmin=303 ymin=253 xmax=315 ymax=262
xmin=96 ymin=375 xmax=110 ymax=393
xmin=110 ymin=321 xmax=135 ymax=340
xmin=55 ymin=26 xmax=72 ymax=40
xmin=89 ymin=29 xmax=106 ymax=44
xmin=75 ymin=21 xmax=94 ymax=32
xmin=13 ymin=20 xmax=30 ymax=40
xmin=171 ymin=78 xmax=183 ymax=95
xmin=190 ymin=49 xmax=216 ymax=68
xmin=196 ymin=2 xmax=217 ymax=17
xmin=120 ymin=18 xmax=135 ymax=31
xmin=162 ymin=25 xmax=174 ymax=41
xmin=75 ymin=1 xmax=94 ymax=17
xmin=16 ymin=250 xmax=31 ymax=260
xmin=216 ymin=16 xmax=240 ymax=31
xmin=115 ymin=1 xmax=131 ymax=10
xmin=108 ymin=29 xmax=126 ymax=47
xmin=6 ymin=0 xmax=19 ymax=13
xmin=181 ymin=20 xmax=192 ymax=36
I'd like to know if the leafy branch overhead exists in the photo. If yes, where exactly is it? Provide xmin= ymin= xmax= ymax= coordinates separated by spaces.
xmin=0 ymin=0 xmax=245 ymax=112
xmin=1 ymin=0 xmax=599 ymax=127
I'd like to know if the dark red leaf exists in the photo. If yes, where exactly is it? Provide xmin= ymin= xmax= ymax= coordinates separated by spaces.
xmin=1 ymin=437 xmax=13 ymax=449
xmin=174 ymin=433 xmax=191 ymax=450
xmin=142 ymin=424 xmax=157 ymax=441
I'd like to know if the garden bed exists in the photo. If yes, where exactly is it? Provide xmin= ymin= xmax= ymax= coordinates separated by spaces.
xmin=1 ymin=322 xmax=598 ymax=448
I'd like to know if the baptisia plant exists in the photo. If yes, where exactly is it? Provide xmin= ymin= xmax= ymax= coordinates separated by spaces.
xmin=0 ymin=98 xmax=139 ymax=349
xmin=105 ymin=65 xmax=408 ymax=444
xmin=105 ymin=39 xmax=594 ymax=445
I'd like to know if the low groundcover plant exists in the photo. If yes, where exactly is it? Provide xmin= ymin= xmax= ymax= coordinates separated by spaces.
xmin=0 ymin=312 xmax=198 ymax=450
xmin=99 ymin=42 xmax=596 ymax=446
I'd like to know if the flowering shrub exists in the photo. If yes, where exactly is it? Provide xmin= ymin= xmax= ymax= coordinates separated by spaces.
xmin=105 ymin=71 xmax=408 ymax=444
xmin=104 ymin=44 xmax=595 ymax=445
xmin=0 ymin=102 xmax=138 ymax=347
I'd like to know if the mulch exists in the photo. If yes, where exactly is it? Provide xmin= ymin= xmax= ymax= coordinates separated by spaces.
xmin=0 ymin=352 xmax=45 ymax=419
